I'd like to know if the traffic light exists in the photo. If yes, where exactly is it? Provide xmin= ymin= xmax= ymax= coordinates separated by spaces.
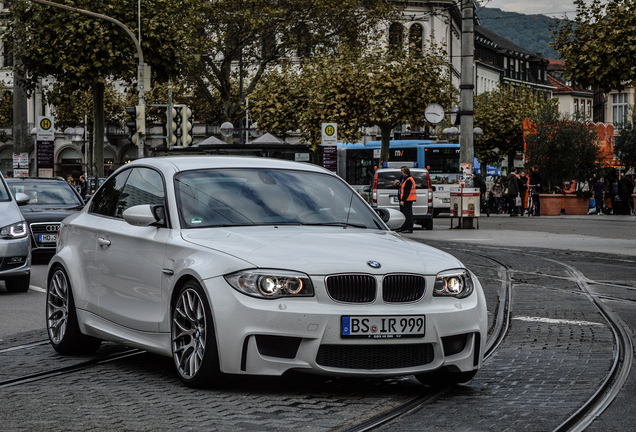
xmin=181 ymin=106 xmax=193 ymax=146
xmin=125 ymin=105 xmax=146 ymax=144
xmin=165 ymin=106 xmax=178 ymax=146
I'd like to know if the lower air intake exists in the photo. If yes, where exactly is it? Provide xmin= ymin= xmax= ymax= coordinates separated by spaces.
xmin=316 ymin=343 xmax=434 ymax=369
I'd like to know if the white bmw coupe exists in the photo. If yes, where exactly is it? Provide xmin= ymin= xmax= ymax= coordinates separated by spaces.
xmin=47 ymin=156 xmax=487 ymax=388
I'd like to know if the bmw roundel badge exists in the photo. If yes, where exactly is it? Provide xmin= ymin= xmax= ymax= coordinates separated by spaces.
xmin=367 ymin=261 xmax=381 ymax=269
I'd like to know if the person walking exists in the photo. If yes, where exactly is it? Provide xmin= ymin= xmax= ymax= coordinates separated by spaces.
xmin=491 ymin=178 xmax=504 ymax=214
xmin=609 ymin=174 xmax=619 ymax=214
xmin=518 ymin=169 xmax=529 ymax=215
xmin=593 ymin=177 xmax=605 ymax=215
xmin=393 ymin=166 xmax=416 ymax=233
xmin=472 ymin=172 xmax=488 ymax=216
xmin=507 ymin=167 xmax=520 ymax=216
xmin=529 ymin=166 xmax=543 ymax=216
xmin=618 ymin=172 xmax=634 ymax=215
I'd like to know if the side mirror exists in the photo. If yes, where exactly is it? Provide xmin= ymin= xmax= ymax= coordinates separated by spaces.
xmin=375 ymin=208 xmax=406 ymax=230
xmin=122 ymin=204 xmax=165 ymax=227
xmin=14 ymin=192 xmax=30 ymax=206
xmin=362 ymin=185 xmax=371 ymax=193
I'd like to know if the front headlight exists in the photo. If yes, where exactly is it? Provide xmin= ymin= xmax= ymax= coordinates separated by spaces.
xmin=0 ymin=221 xmax=28 ymax=239
xmin=225 ymin=269 xmax=314 ymax=299
xmin=433 ymin=269 xmax=474 ymax=298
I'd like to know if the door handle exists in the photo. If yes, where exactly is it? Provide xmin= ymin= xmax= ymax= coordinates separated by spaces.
xmin=98 ymin=237 xmax=111 ymax=247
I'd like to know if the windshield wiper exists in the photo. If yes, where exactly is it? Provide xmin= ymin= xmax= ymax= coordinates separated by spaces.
xmin=301 ymin=222 xmax=367 ymax=229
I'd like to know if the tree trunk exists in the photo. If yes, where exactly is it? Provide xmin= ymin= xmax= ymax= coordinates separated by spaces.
xmin=93 ymin=80 xmax=105 ymax=177
xmin=12 ymin=61 xmax=29 ymax=174
xmin=379 ymin=124 xmax=392 ymax=166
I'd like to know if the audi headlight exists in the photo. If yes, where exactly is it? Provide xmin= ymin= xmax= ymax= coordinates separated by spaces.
xmin=225 ymin=270 xmax=314 ymax=299
xmin=0 ymin=221 xmax=28 ymax=239
xmin=433 ymin=269 xmax=474 ymax=298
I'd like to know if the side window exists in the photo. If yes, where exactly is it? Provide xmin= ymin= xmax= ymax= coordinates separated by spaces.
xmin=90 ymin=170 xmax=131 ymax=217
xmin=115 ymin=167 xmax=165 ymax=219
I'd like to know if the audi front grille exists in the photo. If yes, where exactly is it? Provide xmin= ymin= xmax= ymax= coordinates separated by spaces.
xmin=29 ymin=222 xmax=61 ymax=248
xmin=382 ymin=274 xmax=426 ymax=303
xmin=325 ymin=274 xmax=376 ymax=303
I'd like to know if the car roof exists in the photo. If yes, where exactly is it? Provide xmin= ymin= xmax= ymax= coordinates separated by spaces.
xmin=125 ymin=156 xmax=333 ymax=175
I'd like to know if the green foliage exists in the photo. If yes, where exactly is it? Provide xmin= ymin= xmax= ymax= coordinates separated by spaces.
xmin=552 ymin=0 xmax=636 ymax=92
xmin=250 ymin=43 xmax=454 ymax=162
xmin=474 ymin=87 xmax=547 ymax=168
xmin=478 ymin=7 xmax=559 ymax=59
xmin=525 ymin=104 xmax=601 ymax=191
xmin=193 ymin=0 xmax=398 ymax=126
xmin=614 ymin=108 xmax=636 ymax=170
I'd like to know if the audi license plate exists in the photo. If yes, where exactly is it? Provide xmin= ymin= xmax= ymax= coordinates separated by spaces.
xmin=341 ymin=315 xmax=425 ymax=339
xmin=38 ymin=234 xmax=58 ymax=243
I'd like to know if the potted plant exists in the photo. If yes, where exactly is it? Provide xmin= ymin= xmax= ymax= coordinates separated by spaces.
xmin=525 ymin=105 xmax=601 ymax=215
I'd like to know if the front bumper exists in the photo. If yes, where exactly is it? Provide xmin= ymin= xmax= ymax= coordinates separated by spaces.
xmin=0 ymin=237 xmax=31 ymax=279
xmin=203 ymin=274 xmax=487 ymax=377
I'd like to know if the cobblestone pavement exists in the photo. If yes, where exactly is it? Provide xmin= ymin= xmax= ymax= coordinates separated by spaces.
xmin=0 ymin=243 xmax=632 ymax=431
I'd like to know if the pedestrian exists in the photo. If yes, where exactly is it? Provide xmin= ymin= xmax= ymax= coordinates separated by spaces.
xmin=67 ymin=176 xmax=74 ymax=185
xmin=491 ymin=177 xmax=504 ymax=214
xmin=530 ymin=165 xmax=543 ymax=216
xmin=518 ymin=169 xmax=529 ymax=215
xmin=593 ymin=177 xmax=604 ymax=215
xmin=618 ymin=172 xmax=634 ymax=215
xmin=609 ymin=174 xmax=619 ymax=214
xmin=393 ymin=166 xmax=416 ymax=233
xmin=472 ymin=172 xmax=488 ymax=215
xmin=79 ymin=175 xmax=87 ymax=197
xmin=507 ymin=167 xmax=520 ymax=216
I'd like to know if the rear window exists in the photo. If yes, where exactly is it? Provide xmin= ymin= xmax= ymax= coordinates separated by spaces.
xmin=376 ymin=171 xmax=428 ymax=189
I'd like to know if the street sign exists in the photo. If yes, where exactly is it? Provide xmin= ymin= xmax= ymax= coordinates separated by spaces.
xmin=36 ymin=116 xmax=55 ymax=141
xmin=321 ymin=123 xmax=337 ymax=146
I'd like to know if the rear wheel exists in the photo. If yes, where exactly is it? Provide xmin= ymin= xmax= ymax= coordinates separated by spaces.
xmin=4 ymin=273 xmax=30 ymax=293
xmin=172 ymin=281 xmax=222 ymax=388
xmin=47 ymin=267 xmax=101 ymax=355
xmin=422 ymin=219 xmax=433 ymax=230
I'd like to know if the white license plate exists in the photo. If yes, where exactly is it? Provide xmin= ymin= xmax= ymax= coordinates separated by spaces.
xmin=341 ymin=315 xmax=425 ymax=339
xmin=38 ymin=234 xmax=58 ymax=243
xmin=442 ymin=198 xmax=451 ymax=203
xmin=391 ymin=196 xmax=399 ymax=203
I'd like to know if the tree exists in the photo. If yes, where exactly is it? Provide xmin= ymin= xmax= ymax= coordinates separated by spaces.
xmin=250 ymin=43 xmax=455 ymax=164
xmin=193 ymin=0 xmax=397 ymax=126
xmin=473 ymin=87 xmax=546 ymax=170
xmin=552 ymin=0 xmax=636 ymax=92
xmin=525 ymin=104 xmax=601 ymax=191
xmin=614 ymin=109 xmax=636 ymax=170
xmin=4 ymin=0 xmax=200 ymax=174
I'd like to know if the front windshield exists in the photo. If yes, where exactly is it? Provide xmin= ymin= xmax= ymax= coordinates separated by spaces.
xmin=175 ymin=168 xmax=386 ymax=230
xmin=7 ymin=181 xmax=82 ymax=207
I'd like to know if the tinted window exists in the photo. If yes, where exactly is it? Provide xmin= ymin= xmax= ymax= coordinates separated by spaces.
xmin=175 ymin=168 xmax=385 ymax=230
xmin=7 ymin=180 xmax=82 ymax=207
xmin=115 ymin=168 xmax=165 ymax=218
xmin=0 ymin=177 xmax=9 ymax=202
xmin=90 ymin=170 xmax=131 ymax=217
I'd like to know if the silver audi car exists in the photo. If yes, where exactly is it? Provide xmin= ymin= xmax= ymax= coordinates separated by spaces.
xmin=0 ymin=172 xmax=31 ymax=292
xmin=47 ymin=156 xmax=487 ymax=388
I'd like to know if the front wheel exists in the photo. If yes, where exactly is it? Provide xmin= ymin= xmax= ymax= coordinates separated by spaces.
xmin=5 ymin=273 xmax=30 ymax=293
xmin=46 ymin=267 xmax=101 ymax=355
xmin=172 ymin=281 xmax=222 ymax=388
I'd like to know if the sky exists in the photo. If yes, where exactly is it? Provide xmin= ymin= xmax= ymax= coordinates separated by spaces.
xmin=482 ymin=0 xmax=591 ymax=17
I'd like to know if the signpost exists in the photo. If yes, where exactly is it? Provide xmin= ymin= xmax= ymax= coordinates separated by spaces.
xmin=36 ymin=116 xmax=55 ymax=177
xmin=321 ymin=123 xmax=338 ymax=173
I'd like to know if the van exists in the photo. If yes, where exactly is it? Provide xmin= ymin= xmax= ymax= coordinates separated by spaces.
xmin=370 ymin=168 xmax=434 ymax=230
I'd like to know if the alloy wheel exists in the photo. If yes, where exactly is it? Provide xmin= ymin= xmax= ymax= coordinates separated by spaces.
xmin=172 ymin=287 xmax=207 ymax=379
xmin=47 ymin=269 xmax=69 ymax=345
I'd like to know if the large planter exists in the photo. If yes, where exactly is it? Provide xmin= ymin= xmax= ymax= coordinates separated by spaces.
xmin=564 ymin=195 xmax=591 ymax=215
xmin=539 ymin=194 xmax=564 ymax=216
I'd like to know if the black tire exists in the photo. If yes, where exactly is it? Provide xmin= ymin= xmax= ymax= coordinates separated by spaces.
xmin=414 ymin=368 xmax=477 ymax=386
xmin=433 ymin=209 xmax=440 ymax=217
xmin=5 ymin=273 xmax=30 ymax=293
xmin=422 ymin=219 xmax=433 ymax=230
xmin=46 ymin=266 xmax=101 ymax=355
xmin=172 ymin=281 xmax=223 ymax=388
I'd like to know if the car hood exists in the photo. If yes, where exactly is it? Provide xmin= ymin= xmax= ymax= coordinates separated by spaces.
xmin=181 ymin=226 xmax=462 ymax=275
xmin=19 ymin=206 xmax=83 ymax=223
xmin=0 ymin=201 xmax=25 ymax=225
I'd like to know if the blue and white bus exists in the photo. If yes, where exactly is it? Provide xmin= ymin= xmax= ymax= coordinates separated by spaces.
xmin=338 ymin=140 xmax=461 ymax=215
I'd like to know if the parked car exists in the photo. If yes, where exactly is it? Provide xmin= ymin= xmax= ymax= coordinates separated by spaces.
xmin=370 ymin=168 xmax=435 ymax=230
xmin=0 ymin=172 xmax=31 ymax=292
xmin=6 ymin=177 xmax=84 ymax=254
xmin=47 ymin=156 xmax=486 ymax=388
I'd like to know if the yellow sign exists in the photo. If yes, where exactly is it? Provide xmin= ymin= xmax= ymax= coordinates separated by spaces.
xmin=40 ymin=118 xmax=52 ymax=131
